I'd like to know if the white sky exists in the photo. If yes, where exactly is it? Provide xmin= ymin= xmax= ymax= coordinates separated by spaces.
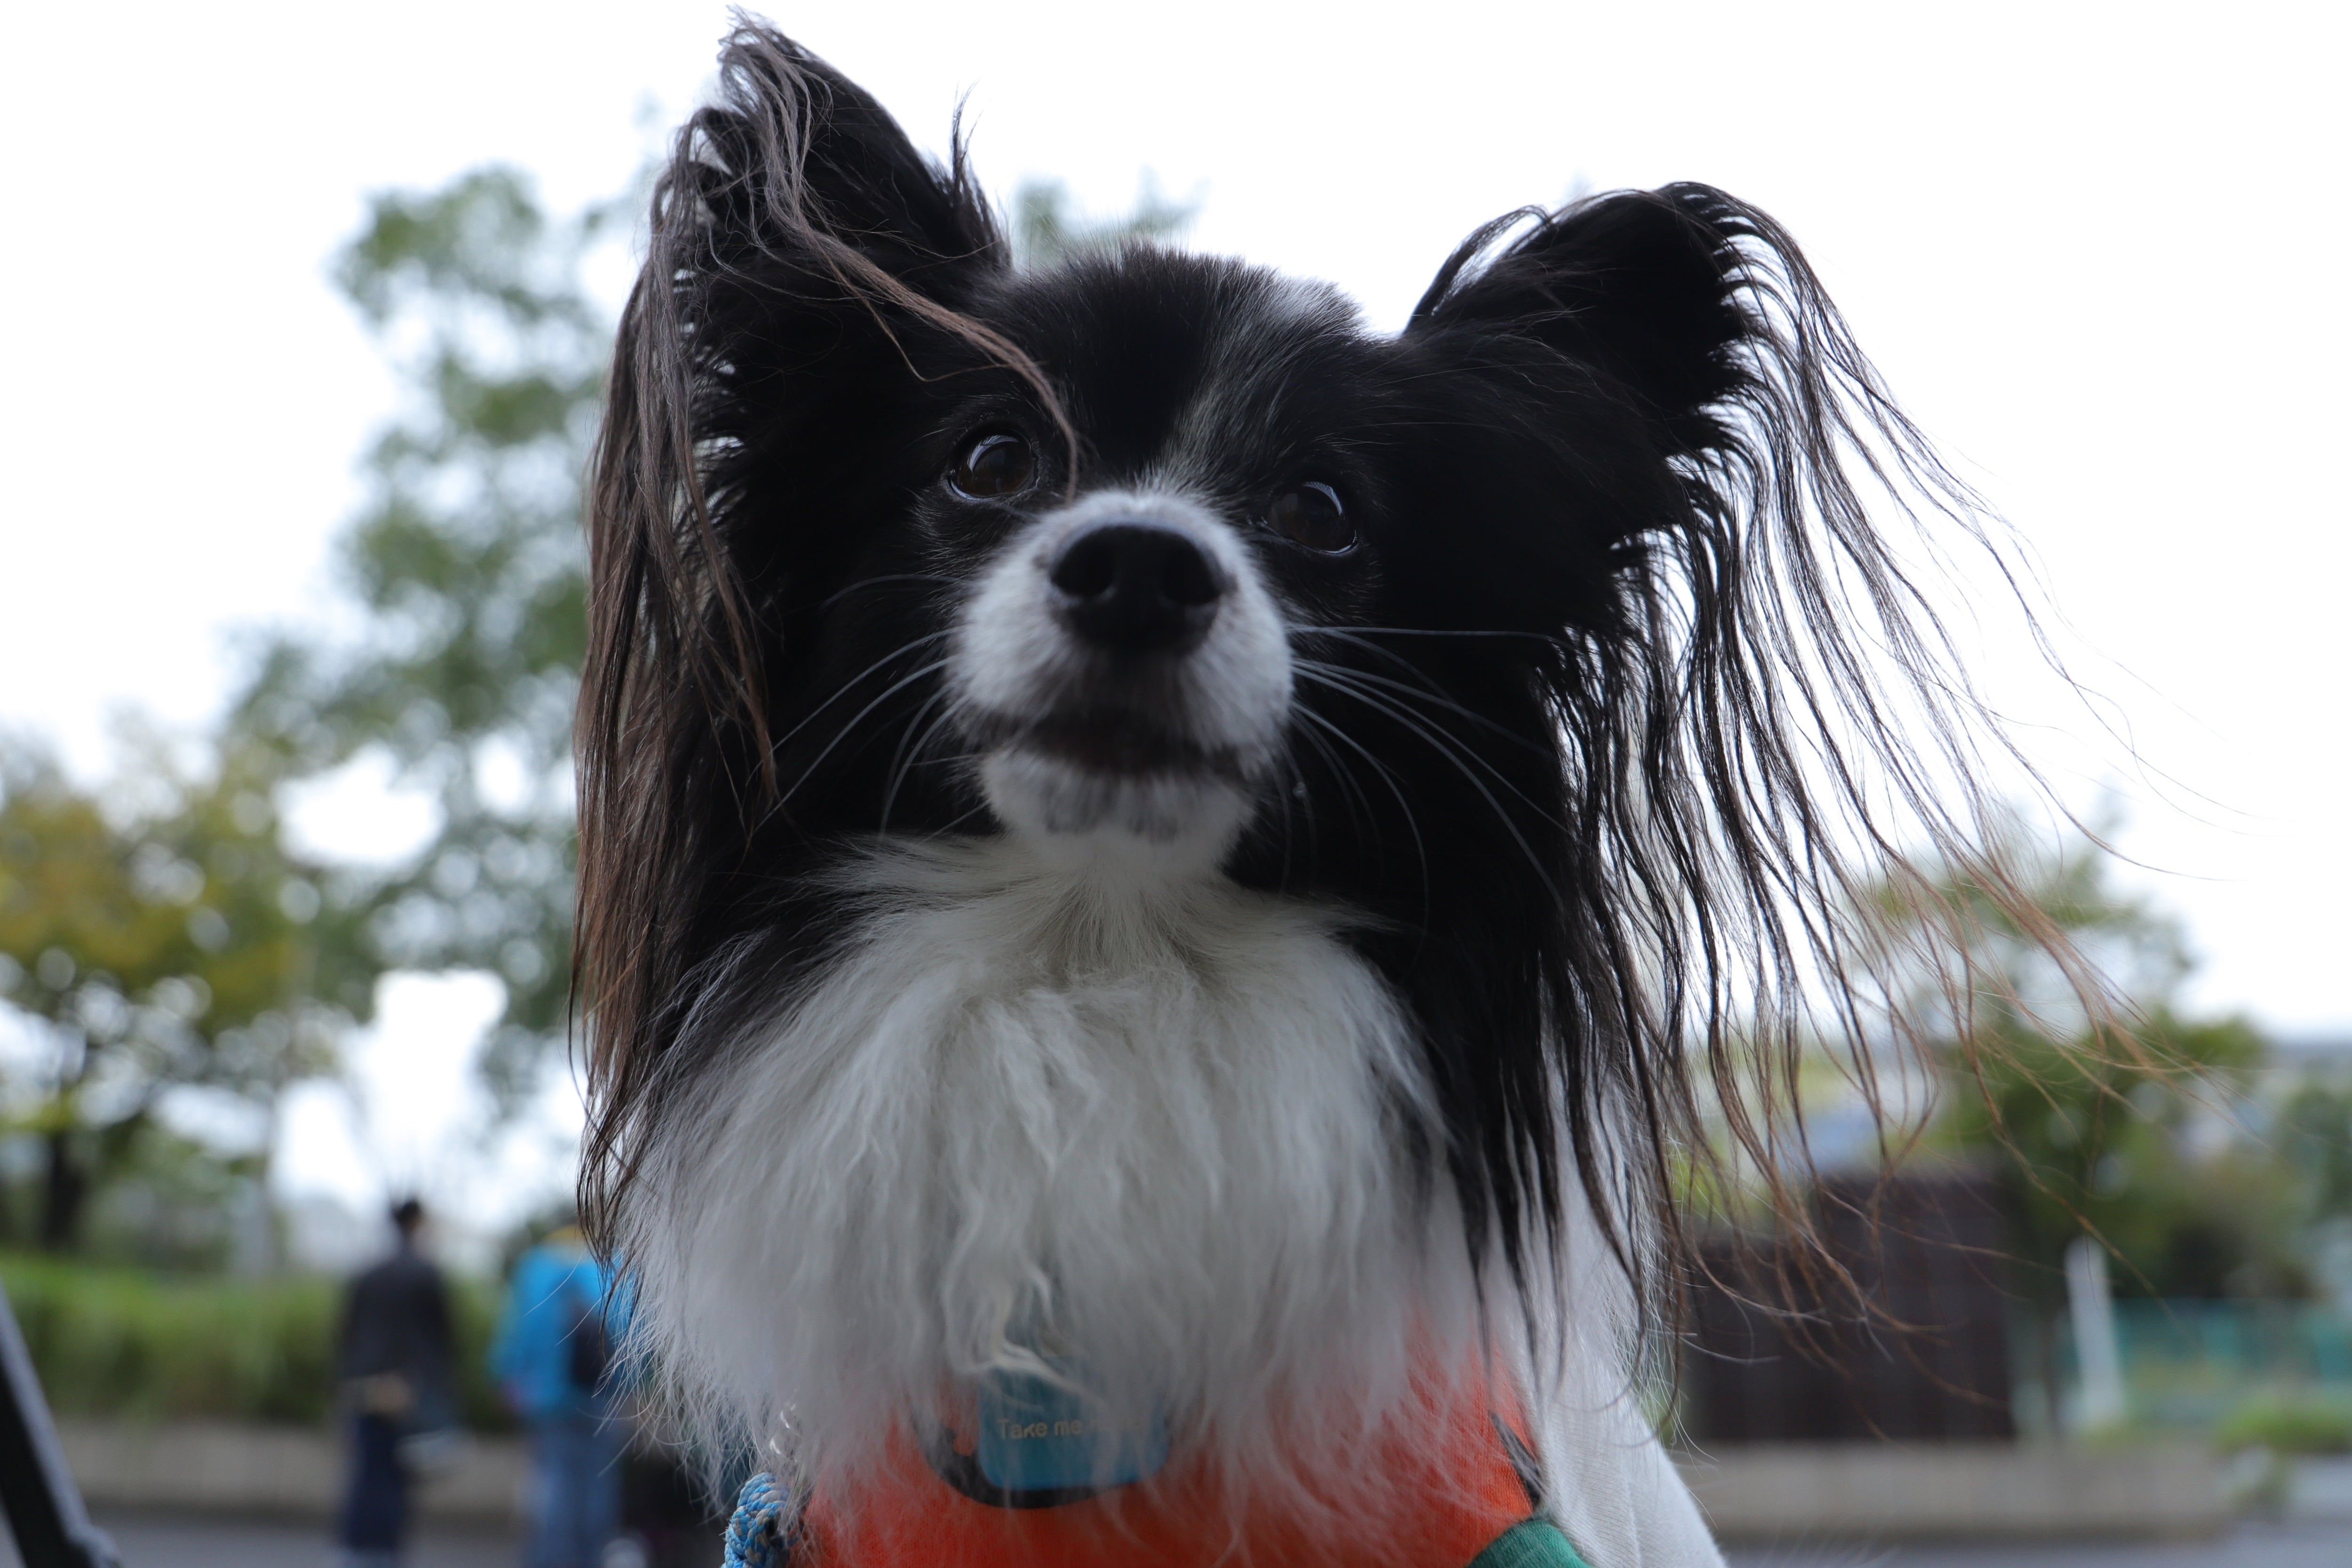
xmin=1 ymin=2 xmax=2347 ymax=1236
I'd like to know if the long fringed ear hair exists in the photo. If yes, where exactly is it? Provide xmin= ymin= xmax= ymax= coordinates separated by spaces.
xmin=1396 ymin=185 xmax=2103 ymax=1322
xmin=573 ymin=26 xmax=1060 ymax=1242
xmin=574 ymin=21 xmax=2097 ymax=1342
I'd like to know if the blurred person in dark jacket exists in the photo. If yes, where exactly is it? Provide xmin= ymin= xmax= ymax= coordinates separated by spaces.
xmin=336 ymin=1195 xmax=456 ymax=1568
xmin=492 ymin=1219 xmax=624 ymax=1568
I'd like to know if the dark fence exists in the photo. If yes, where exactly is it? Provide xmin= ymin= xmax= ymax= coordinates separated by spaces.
xmin=1683 ymin=1172 xmax=2016 ymax=1442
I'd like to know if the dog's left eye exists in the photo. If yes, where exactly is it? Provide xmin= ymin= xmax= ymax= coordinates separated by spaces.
xmin=947 ymin=433 xmax=1036 ymax=500
xmin=1265 ymin=483 xmax=1355 ymax=553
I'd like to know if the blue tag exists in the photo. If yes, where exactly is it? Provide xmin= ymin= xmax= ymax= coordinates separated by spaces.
xmin=971 ymin=1360 xmax=1168 ymax=1493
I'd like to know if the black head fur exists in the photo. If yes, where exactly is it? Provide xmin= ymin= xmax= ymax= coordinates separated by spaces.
xmin=578 ymin=23 xmax=2038 ymax=1319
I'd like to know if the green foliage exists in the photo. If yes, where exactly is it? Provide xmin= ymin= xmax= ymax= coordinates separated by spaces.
xmin=1011 ymin=175 xmax=1196 ymax=269
xmin=1939 ymin=1008 xmax=2301 ymax=1299
xmin=232 ymin=167 xmax=614 ymax=1098
xmin=74 ymin=1131 xmax=260 ymax=1273
xmin=0 ymin=1253 xmax=512 ymax=1430
xmin=1872 ymin=811 xmax=2195 ymax=1037
xmin=1891 ymin=818 xmax=2302 ymax=1299
xmin=0 ymin=742 xmax=370 ymax=1036
xmin=0 ymin=741 xmax=364 ymax=1247
xmin=2280 ymin=1080 xmax=2352 ymax=1224
xmin=2215 ymin=1391 xmax=2352 ymax=1455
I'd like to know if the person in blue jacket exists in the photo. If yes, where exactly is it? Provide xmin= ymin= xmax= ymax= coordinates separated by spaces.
xmin=491 ymin=1222 xmax=626 ymax=1568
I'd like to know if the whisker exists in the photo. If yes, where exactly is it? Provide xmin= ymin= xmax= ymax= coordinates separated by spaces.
xmin=922 ymin=799 xmax=995 ymax=838
xmin=1294 ymin=672 xmax=1562 ymax=899
xmin=1282 ymin=716 xmax=1358 ymax=865
xmin=763 ymin=630 xmax=955 ymax=760
xmin=1294 ymin=624 xmax=1579 ymax=650
xmin=889 ymin=691 xmax=983 ymax=827
xmin=1291 ymin=706 xmax=1433 ymax=914
xmin=1266 ymin=747 xmax=1312 ymax=889
xmin=815 ymin=573 xmax=961 ymax=612
xmin=1292 ymin=655 xmax=1550 ymax=756
xmin=1295 ymin=666 xmax=1561 ymax=825
xmin=877 ymin=685 xmax=959 ymax=833
xmin=775 ymin=658 xmax=957 ymax=811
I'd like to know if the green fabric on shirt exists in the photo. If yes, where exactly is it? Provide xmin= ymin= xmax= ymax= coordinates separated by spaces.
xmin=1466 ymin=1517 xmax=1594 ymax=1568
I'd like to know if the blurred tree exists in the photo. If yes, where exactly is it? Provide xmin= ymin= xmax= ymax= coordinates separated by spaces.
xmin=1941 ymin=1014 xmax=2297 ymax=1298
xmin=79 ymin=1126 xmax=265 ymax=1272
xmin=0 ymin=740 xmax=368 ymax=1250
xmin=230 ymin=167 xmax=612 ymax=1099
xmin=1011 ymin=175 xmax=1194 ymax=268
xmin=2280 ymin=1079 xmax=2352 ymax=1224
xmin=231 ymin=167 xmax=1198 ymax=1103
xmin=1889 ymin=820 xmax=2302 ymax=1299
xmin=2278 ymin=1076 xmax=2352 ymax=1306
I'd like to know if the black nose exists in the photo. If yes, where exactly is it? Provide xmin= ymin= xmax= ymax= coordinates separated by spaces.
xmin=1046 ymin=521 xmax=1226 ymax=653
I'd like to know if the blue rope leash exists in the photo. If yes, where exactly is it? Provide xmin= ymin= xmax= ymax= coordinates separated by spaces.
xmin=722 ymin=1471 xmax=793 ymax=1568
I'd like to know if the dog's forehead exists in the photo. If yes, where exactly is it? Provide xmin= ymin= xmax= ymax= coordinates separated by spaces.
xmin=993 ymin=252 xmax=1365 ymax=489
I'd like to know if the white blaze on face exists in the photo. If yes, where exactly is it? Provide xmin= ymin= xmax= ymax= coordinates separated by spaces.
xmin=951 ymin=489 xmax=1293 ymax=874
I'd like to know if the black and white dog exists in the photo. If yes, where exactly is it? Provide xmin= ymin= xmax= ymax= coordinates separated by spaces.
xmin=576 ymin=23 xmax=2015 ymax=1566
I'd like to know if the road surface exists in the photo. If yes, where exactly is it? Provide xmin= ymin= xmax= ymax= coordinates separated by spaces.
xmin=0 ymin=1510 xmax=2341 ymax=1567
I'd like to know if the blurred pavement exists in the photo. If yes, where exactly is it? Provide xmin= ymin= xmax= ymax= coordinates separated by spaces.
xmin=1727 ymin=1519 xmax=2352 ymax=1567
xmin=0 ymin=1512 xmax=2335 ymax=1568
xmin=1 ymin=1506 xmax=2350 ymax=1567
xmin=0 ymin=1511 xmax=515 ymax=1568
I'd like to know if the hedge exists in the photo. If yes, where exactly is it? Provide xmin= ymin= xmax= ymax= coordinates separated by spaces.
xmin=0 ymin=1254 xmax=514 ymax=1430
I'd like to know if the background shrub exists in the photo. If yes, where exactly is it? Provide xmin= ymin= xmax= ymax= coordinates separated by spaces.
xmin=1 ymin=1254 xmax=514 ymax=1430
xmin=2216 ymin=1392 xmax=2352 ymax=1455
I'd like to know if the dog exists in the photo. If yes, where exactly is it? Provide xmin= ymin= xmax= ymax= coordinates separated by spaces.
xmin=574 ymin=22 xmax=2025 ymax=1567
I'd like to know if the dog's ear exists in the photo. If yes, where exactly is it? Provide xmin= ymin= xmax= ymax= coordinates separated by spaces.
xmin=580 ymin=30 xmax=1032 ymax=1121
xmin=681 ymin=27 xmax=1004 ymax=302
xmin=1408 ymin=186 xmax=1753 ymax=450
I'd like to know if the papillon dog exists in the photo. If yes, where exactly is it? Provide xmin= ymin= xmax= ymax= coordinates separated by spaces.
xmin=575 ymin=22 xmax=2026 ymax=1567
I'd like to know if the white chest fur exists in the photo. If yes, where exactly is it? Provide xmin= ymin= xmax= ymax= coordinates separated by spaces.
xmin=623 ymin=839 xmax=1464 ymax=1483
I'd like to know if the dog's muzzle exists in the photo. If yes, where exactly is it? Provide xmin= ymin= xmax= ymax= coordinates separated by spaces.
xmin=952 ymin=491 xmax=1293 ymax=864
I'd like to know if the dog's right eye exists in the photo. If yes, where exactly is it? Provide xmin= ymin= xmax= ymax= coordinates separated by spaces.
xmin=947 ymin=433 xmax=1035 ymax=500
